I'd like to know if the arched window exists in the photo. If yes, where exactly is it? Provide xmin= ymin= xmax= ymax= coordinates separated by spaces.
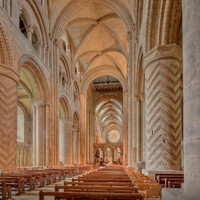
xmin=32 ymin=30 xmax=39 ymax=53
xmin=19 ymin=12 xmax=28 ymax=38
xmin=17 ymin=106 xmax=24 ymax=143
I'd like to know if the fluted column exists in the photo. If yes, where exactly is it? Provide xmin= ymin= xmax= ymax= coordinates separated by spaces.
xmin=0 ymin=64 xmax=19 ymax=169
xmin=144 ymin=45 xmax=182 ymax=171
xmin=123 ymin=90 xmax=128 ymax=165
xmin=44 ymin=101 xmax=51 ymax=166
xmin=136 ymin=95 xmax=141 ymax=162
xmin=31 ymin=99 xmax=45 ymax=166
xmin=27 ymin=25 xmax=32 ymax=43
xmin=182 ymin=0 xmax=200 ymax=196
xmin=38 ymin=102 xmax=45 ymax=166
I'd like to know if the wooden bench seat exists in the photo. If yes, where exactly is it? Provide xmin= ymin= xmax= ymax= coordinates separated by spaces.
xmin=165 ymin=178 xmax=184 ymax=188
xmin=64 ymin=181 xmax=134 ymax=187
xmin=0 ymin=180 xmax=11 ymax=199
xmin=73 ymin=178 xmax=132 ymax=182
xmin=39 ymin=191 xmax=144 ymax=200
xmin=155 ymin=174 xmax=184 ymax=185
xmin=55 ymin=185 xmax=138 ymax=193
xmin=0 ymin=176 xmax=25 ymax=194
xmin=154 ymin=174 xmax=183 ymax=184
xmin=128 ymin=168 xmax=162 ymax=199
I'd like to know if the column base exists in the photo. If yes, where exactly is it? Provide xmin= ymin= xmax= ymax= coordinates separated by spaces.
xmin=142 ymin=169 xmax=183 ymax=179
xmin=162 ymin=188 xmax=200 ymax=200
xmin=134 ymin=161 xmax=145 ymax=172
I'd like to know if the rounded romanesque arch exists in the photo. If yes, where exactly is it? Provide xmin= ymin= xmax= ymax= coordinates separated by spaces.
xmin=17 ymin=55 xmax=50 ymax=167
xmin=81 ymin=66 xmax=127 ymax=94
xmin=18 ymin=55 xmax=50 ymax=99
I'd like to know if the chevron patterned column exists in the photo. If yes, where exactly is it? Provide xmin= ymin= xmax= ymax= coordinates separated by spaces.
xmin=66 ymin=121 xmax=73 ymax=165
xmin=144 ymin=45 xmax=182 ymax=170
xmin=0 ymin=65 xmax=19 ymax=170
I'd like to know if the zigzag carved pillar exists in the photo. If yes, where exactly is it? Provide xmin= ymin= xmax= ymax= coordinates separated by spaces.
xmin=65 ymin=120 xmax=73 ymax=165
xmin=144 ymin=45 xmax=182 ymax=171
xmin=0 ymin=64 xmax=19 ymax=170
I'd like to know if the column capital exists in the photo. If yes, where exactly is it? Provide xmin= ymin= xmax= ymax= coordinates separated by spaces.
xmin=144 ymin=44 xmax=182 ymax=70
xmin=31 ymin=98 xmax=43 ymax=107
xmin=26 ymin=25 xmax=33 ymax=33
xmin=44 ymin=99 xmax=51 ymax=106
xmin=135 ymin=94 xmax=141 ymax=102
xmin=123 ymin=89 xmax=128 ymax=95
xmin=53 ymin=38 xmax=61 ymax=49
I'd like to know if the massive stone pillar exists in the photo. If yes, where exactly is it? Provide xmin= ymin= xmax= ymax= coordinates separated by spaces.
xmin=182 ymin=0 xmax=200 ymax=196
xmin=144 ymin=45 xmax=182 ymax=172
xmin=0 ymin=64 xmax=19 ymax=170
xmin=66 ymin=120 xmax=73 ymax=165
xmin=59 ymin=119 xmax=66 ymax=164
xmin=80 ymin=93 xmax=87 ymax=164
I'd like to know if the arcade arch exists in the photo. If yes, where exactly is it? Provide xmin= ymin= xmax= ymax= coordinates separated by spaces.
xmin=17 ymin=58 xmax=50 ymax=167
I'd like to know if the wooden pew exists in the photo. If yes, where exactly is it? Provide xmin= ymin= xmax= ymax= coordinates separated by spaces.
xmin=39 ymin=191 xmax=144 ymax=200
xmin=154 ymin=173 xmax=183 ymax=184
xmin=73 ymin=178 xmax=132 ymax=182
xmin=0 ymin=176 xmax=25 ymax=194
xmin=55 ymin=185 xmax=138 ymax=193
xmin=64 ymin=181 xmax=134 ymax=187
xmin=0 ymin=180 xmax=11 ymax=199
xmin=128 ymin=168 xmax=162 ymax=199
xmin=155 ymin=174 xmax=184 ymax=185
xmin=165 ymin=178 xmax=184 ymax=188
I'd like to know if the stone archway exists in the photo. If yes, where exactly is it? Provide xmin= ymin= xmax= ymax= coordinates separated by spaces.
xmin=18 ymin=57 xmax=50 ymax=167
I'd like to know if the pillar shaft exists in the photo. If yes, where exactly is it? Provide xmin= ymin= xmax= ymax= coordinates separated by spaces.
xmin=123 ymin=90 xmax=128 ymax=165
xmin=136 ymin=97 xmax=141 ymax=162
xmin=182 ymin=0 xmax=200 ymax=195
xmin=144 ymin=45 xmax=182 ymax=170
xmin=80 ymin=93 xmax=87 ymax=164
xmin=66 ymin=121 xmax=72 ymax=165
xmin=0 ymin=64 xmax=19 ymax=170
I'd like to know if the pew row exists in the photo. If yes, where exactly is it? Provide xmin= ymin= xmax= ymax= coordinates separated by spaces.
xmin=39 ymin=191 xmax=144 ymax=200
xmin=0 ymin=180 xmax=11 ymax=200
xmin=154 ymin=174 xmax=184 ymax=188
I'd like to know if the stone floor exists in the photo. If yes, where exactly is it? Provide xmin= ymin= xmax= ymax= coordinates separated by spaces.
xmin=162 ymin=188 xmax=200 ymax=200
xmin=10 ymin=177 xmax=73 ymax=200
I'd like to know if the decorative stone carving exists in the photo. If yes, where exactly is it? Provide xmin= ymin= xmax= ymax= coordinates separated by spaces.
xmin=144 ymin=45 xmax=182 ymax=170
